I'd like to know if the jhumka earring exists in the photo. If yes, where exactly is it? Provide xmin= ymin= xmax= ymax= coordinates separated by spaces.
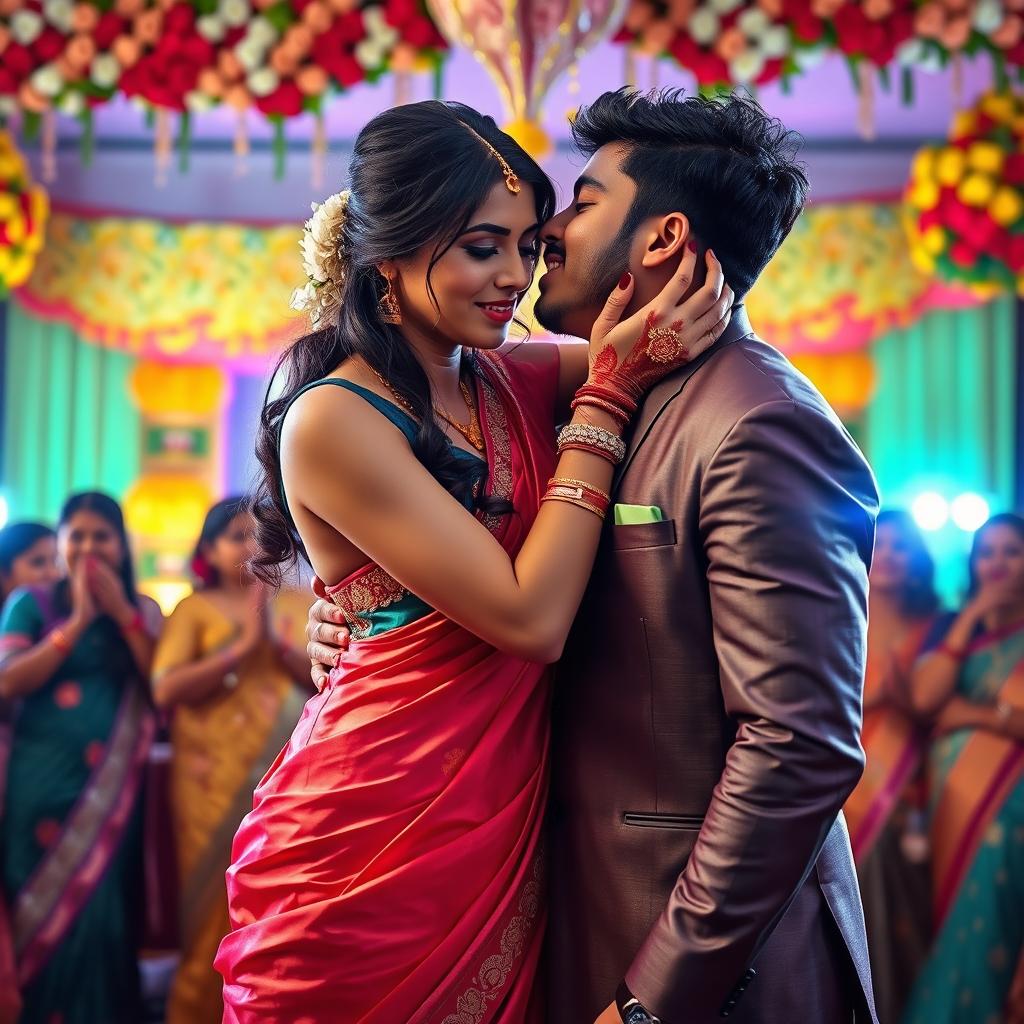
xmin=378 ymin=274 xmax=402 ymax=325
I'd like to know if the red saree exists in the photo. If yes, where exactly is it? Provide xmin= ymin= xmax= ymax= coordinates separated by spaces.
xmin=216 ymin=353 xmax=558 ymax=1024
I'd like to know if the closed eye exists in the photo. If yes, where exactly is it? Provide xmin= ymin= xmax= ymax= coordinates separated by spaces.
xmin=574 ymin=203 xmax=593 ymax=214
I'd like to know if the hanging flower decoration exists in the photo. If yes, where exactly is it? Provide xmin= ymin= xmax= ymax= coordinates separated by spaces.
xmin=905 ymin=91 xmax=1024 ymax=294
xmin=817 ymin=0 xmax=915 ymax=69
xmin=0 ymin=0 xmax=141 ymax=121
xmin=0 ymin=129 xmax=48 ymax=293
xmin=615 ymin=1 xmax=825 ymax=90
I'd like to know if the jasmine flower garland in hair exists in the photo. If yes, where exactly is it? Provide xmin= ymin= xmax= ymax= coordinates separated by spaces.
xmin=290 ymin=189 xmax=351 ymax=324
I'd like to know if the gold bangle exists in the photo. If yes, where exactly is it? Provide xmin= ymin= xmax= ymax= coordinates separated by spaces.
xmin=547 ymin=477 xmax=612 ymax=503
xmin=50 ymin=628 xmax=72 ymax=656
xmin=541 ymin=492 xmax=607 ymax=520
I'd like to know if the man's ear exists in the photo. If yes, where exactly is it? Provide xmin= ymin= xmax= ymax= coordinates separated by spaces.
xmin=638 ymin=212 xmax=691 ymax=270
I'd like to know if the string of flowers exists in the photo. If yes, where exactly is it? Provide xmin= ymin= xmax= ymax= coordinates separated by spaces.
xmin=0 ymin=129 xmax=48 ymax=293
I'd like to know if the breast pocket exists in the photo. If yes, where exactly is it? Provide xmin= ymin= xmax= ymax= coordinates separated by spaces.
xmin=610 ymin=519 xmax=677 ymax=551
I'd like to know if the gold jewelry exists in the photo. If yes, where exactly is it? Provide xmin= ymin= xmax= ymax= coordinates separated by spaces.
xmin=459 ymin=123 xmax=521 ymax=194
xmin=547 ymin=477 xmax=612 ymax=503
xmin=370 ymin=368 xmax=486 ymax=453
xmin=378 ymin=274 xmax=402 ymax=325
xmin=995 ymin=700 xmax=1014 ymax=725
xmin=541 ymin=493 xmax=607 ymax=521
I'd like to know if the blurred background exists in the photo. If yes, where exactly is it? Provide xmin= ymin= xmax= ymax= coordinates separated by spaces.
xmin=1 ymin=2 xmax=1024 ymax=1023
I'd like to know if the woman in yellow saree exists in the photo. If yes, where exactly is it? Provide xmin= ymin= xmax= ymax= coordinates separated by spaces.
xmin=152 ymin=498 xmax=311 ymax=1023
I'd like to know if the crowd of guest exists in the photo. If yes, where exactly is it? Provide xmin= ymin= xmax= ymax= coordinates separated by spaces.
xmin=0 ymin=493 xmax=1021 ymax=1022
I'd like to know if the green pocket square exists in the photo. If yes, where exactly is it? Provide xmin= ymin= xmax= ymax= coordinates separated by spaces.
xmin=613 ymin=503 xmax=665 ymax=526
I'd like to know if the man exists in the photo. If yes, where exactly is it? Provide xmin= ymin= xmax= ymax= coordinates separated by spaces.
xmin=307 ymin=89 xmax=879 ymax=1024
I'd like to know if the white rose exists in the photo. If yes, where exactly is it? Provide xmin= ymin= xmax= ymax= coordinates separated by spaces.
xmin=30 ymin=64 xmax=63 ymax=98
xmin=219 ymin=0 xmax=250 ymax=29
xmin=185 ymin=90 xmax=215 ymax=112
xmin=10 ymin=10 xmax=44 ymax=46
xmin=235 ymin=40 xmax=265 ymax=72
xmin=43 ymin=0 xmax=74 ymax=33
xmin=59 ymin=90 xmax=84 ymax=116
xmin=245 ymin=16 xmax=277 ymax=48
xmin=247 ymin=67 xmax=279 ymax=97
xmin=362 ymin=6 xmax=398 ymax=46
xmin=973 ymin=0 xmax=1002 ymax=34
xmin=729 ymin=48 xmax=766 ymax=83
xmin=737 ymin=8 xmax=770 ymax=39
xmin=760 ymin=25 xmax=791 ymax=59
xmin=290 ymin=281 xmax=318 ymax=313
xmin=196 ymin=15 xmax=226 ymax=42
xmin=355 ymin=38 xmax=386 ymax=69
xmin=708 ymin=0 xmax=743 ymax=13
xmin=688 ymin=8 xmax=720 ymax=46
xmin=794 ymin=43 xmax=826 ymax=70
xmin=90 ymin=53 xmax=121 ymax=90
xmin=0 ymin=96 xmax=16 ymax=118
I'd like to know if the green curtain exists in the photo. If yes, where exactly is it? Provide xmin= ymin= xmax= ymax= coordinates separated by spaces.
xmin=866 ymin=297 xmax=1017 ymax=604
xmin=1 ymin=300 xmax=140 ymax=524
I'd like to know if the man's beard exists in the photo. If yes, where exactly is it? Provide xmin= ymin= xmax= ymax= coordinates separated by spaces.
xmin=535 ymin=222 xmax=632 ymax=338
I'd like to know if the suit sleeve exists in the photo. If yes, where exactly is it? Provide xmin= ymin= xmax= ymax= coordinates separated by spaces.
xmin=625 ymin=398 xmax=879 ymax=1022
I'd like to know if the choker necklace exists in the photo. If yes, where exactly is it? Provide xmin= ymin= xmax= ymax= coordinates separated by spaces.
xmin=370 ymin=367 xmax=485 ymax=454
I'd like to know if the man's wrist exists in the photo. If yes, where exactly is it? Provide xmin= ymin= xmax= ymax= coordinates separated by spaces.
xmin=616 ymin=981 xmax=661 ymax=1024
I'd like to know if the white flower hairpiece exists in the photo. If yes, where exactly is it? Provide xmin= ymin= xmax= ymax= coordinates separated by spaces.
xmin=290 ymin=189 xmax=351 ymax=324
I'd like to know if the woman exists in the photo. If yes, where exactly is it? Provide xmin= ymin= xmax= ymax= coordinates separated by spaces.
xmin=153 ymin=497 xmax=312 ymax=1023
xmin=0 ymin=492 xmax=161 ymax=1023
xmin=215 ymin=100 xmax=734 ymax=1022
xmin=903 ymin=513 xmax=1024 ymax=1024
xmin=844 ymin=510 xmax=939 ymax=1023
xmin=0 ymin=523 xmax=58 ymax=609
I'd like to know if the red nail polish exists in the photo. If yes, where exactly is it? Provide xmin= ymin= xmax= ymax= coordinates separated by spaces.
xmin=618 ymin=271 xmax=632 ymax=289
xmin=687 ymin=240 xmax=697 ymax=252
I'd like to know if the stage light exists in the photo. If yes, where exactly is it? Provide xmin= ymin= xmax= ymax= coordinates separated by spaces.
xmin=0 ymin=496 xmax=7 ymax=530
xmin=911 ymin=491 xmax=949 ymax=532
xmin=951 ymin=492 xmax=990 ymax=533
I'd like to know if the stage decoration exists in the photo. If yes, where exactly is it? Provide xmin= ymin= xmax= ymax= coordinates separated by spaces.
xmin=614 ymin=1 xmax=825 ymax=90
xmin=0 ymin=1 xmax=446 ymax=175
xmin=746 ymin=199 xmax=981 ymax=355
xmin=0 ymin=130 xmax=48 ymax=295
xmin=127 ymin=360 xmax=227 ymax=606
xmin=790 ymin=350 xmax=876 ymax=417
xmin=904 ymin=90 xmax=1024 ymax=294
xmin=14 ymin=209 xmax=303 ymax=370
xmin=424 ymin=0 xmax=628 ymax=159
xmin=14 ymin=200 xmax=984 ymax=368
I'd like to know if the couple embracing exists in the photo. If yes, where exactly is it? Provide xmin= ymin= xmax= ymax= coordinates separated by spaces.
xmin=214 ymin=88 xmax=881 ymax=1024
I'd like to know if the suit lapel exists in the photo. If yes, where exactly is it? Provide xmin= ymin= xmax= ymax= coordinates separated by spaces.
xmin=614 ymin=305 xmax=754 ymax=487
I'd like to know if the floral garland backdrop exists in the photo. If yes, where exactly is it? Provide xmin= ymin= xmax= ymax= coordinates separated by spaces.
xmin=12 ymin=200 xmax=983 ymax=370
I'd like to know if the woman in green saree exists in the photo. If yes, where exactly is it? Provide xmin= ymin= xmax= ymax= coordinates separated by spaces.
xmin=0 ymin=493 xmax=161 ymax=1023
xmin=903 ymin=513 xmax=1024 ymax=1024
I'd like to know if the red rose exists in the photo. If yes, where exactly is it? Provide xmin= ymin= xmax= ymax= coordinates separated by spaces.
xmin=1004 ymin=154 xmax=1024 ymax=185
xmin=333 ymin=52 xmax=365 ymax=87
xmin=335 ymin=11 xmax=366 ymax=44
xmin=94 ymin=12 xmax=124 ymax=50
xmin=3 ymin=44 xmax=35 ymax=80
xmin=182 ymin=36 xmax=214 ymax=68
xmin=1007 ymin=235 xmax=1024 ymax=272
xmin=165 ymin=3 xmax=195 ymax=34
xmin=944 ymin=200 xmax=975 ymax=237
xmin=32 ymin=27 xmax=65 ymax=63
xmin=385 ymin=0 xmax=419 ymax=26
xmin=833 ymin=7 xmax=870 ymax=56
xmin=167 ymin=62 xmax=195 ymax=97
xmin=402 ymin=15 xmax=443 ymax=49
xmin=948 ymin=239 xmax=977 ymax=268
xmin=257 ymin=79 xmax=304 ymax=117
xmin=0 ymin=68 xmax=15 ymax=93
xmin=918 ymin=208 xmax=942 ymax=232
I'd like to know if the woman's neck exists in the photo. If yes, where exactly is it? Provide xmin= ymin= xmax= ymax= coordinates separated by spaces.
xmin=398 ymin=326 xmax=467 ymax=413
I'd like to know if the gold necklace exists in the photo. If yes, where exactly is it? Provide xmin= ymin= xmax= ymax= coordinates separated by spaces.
xmin=370 ymin=368 xmax=486 ymax=453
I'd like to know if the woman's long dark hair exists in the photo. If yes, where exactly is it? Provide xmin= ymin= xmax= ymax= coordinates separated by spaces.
xmin=251 ymin=101 xmax=556 ymax=586
xmin=54 ymin=492 xmax=140 ymax=678
xmin=967 ymin=512 xmax=1024 ymax=598
xmin=875 ymin=509 xmax=939 ymax=618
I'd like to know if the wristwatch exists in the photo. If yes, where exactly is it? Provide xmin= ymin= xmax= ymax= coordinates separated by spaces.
xmin=616 ymin=982 xmax=662 ymax=1024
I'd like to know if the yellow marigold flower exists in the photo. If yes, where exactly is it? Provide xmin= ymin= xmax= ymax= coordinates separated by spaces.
xmin=6 ymin=251 xmax=33 ymax=288
xmin=990 ymin=186 xmax=1024 ymax=227
xmin=950 ymin=111 xmax=976 ymax=139
xmin=981 ymin=92 xmax=1016 ymax=124
xmin=911 ymin=147 xmax=936 ymax=182
xmin=922 ymin=225 xmax=947 ymax=256
xmin=958 ymin=173 xmax=995 ymax=208
xmin=910 ymin=247 xmax=936 ymax=275
xmin=0 ymin=193 xmax=16 ymax=219
xmin=937 ymin=147 xmax=967 ymax=187
xmin=968 ymin=141 xmax=1005 ymax=175
xmin=909 ymin=178 xmax=941 ymax=211
xmin=5 ymin=212 xmax=26 ymax=245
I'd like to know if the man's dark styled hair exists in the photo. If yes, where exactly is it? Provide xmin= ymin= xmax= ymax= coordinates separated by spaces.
xmin=571 ymin=88 xmax=809 ymax=297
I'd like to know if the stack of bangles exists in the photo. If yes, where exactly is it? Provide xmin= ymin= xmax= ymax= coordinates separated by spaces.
xmin=569 ymin=384 xmax=638 ymax=429
xmin=556 ymin=422 xmax=627 ymax=466
xmin=542 ymin=477 xmax=612 ymax=521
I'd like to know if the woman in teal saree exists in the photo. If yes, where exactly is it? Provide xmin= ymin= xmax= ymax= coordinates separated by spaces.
xmin=0 ymin=493 xmax=161 ymax=1023
xmin=903 ymin=514 xmax=1024 ymax=1024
